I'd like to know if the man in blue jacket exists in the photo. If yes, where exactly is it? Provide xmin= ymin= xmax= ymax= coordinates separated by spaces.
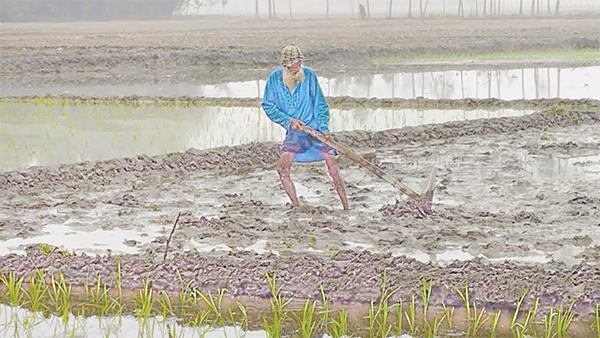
xmin=262 ymin=44 xmax=349 ymax=210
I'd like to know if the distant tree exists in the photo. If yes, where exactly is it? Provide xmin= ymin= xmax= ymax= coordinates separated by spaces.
xmin=195 ymin=0 xmax=206 ymax=14
xmin=388 ymin=0 xmax=393 ymax=18
xmin=458 ymin=0 xmax=464 ymax=17
xmin=407 ymin=0 xmax=413 ymax=18
xmin=268 ymin=0 xmax=272 ymax=18
xmin=366 ymin=0 xmax=370 ymax=18
xmin=221 ymin=0 xmax=229 ymax=15
xmin=267 ymin=0 xmax=277 ymax=18
xmin=255 ymin=0 xmax=259 ymax=17
xmin=419 ymin=0 xmax=429 ymax=21
xmin=519 ymin=0 xmax=523 ymax=15
xmin=288 ymin=0 xmax=293 ymax=18
xmin=327 ymin=0 xmax=330 ymax=19
xmin=208 ymin=0 xmax=219 ymax=14
xmin=555 ymin=0 xmax=560 ymax=15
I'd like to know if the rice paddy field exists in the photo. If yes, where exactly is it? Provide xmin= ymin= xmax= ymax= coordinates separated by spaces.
xmin=1 ymin=17 xmax=600 ymax=338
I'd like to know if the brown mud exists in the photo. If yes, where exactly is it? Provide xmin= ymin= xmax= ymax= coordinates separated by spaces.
xmin=1 ymin=18 xmax=598 ymax=88
xmin=1 ymin=108 xmax=599 ymax=321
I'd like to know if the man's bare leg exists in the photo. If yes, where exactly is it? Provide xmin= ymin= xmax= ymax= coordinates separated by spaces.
xmin=277 ymin=151 xmax=300 ymax=207
xmin=322 ymin=152 xmax=349 ymax=210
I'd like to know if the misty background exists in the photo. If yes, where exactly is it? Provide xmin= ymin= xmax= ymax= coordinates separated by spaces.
xmin=0 ymin=0 xmax=598 ymax=22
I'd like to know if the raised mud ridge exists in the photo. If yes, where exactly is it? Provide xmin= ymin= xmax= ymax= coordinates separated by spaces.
xmin=0 ymin=249 xmax=598 ymax=318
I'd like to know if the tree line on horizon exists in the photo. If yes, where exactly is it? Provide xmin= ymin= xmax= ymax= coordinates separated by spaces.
xmin=0 ymin=0 xmax=568 ymax=22
xmin=0 ymin=0 xmax=182 ymax=22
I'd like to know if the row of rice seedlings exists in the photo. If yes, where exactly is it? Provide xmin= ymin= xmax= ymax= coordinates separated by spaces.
xmin=1 ymin=268 xmax=597 ymax=337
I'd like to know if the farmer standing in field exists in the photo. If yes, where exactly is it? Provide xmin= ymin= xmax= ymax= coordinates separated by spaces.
xmin=262 ymin=44 xmax=349 ymax=210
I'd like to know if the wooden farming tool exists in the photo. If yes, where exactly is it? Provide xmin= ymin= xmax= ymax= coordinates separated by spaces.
xmin=301 ymin=125 xmax=422 ymax=199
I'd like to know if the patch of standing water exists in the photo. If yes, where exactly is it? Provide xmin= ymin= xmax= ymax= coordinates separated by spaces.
xmin=0 ymin=101 xmax=535 ymax=172
xmin=0 ymin=304 xmax=268 ymax=338
xmin=1 ymin=66 xmax=597 ymax=100
xmin=0 ymin=223 xmax=163 ymax=256
xmin=523 ymin=154 xmax=600 ymax=184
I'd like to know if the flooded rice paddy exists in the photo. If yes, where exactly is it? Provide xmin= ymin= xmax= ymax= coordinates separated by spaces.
xmin=0 ymin=100 xmax=535 ymax=172
xmin=1 ymin=99 xmax=599 ymax=338
xmin=1 ymin=66 xmax=598 ymax=100
xmin=1 ymin=17 xmax=600 ymax=338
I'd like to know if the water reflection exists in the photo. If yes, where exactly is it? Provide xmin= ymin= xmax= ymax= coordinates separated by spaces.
xmin=523 ymin=154 xmax=600 ymax=184
xmin=0 ymin=102 xmax=534 ymax=172
xmin=1 ymin=67 xmax=597 ymax=100
xmin=324 ymin=67 xmax=599 ymax=100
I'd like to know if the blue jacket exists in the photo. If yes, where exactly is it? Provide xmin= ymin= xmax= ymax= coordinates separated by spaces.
xmin=262 ymin=66 xmax=330 ymax=162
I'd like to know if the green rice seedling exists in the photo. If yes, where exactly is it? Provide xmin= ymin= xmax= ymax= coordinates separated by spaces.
xmin=319 ymin=285 xmax=332 ymax=332
xmin=542 ymin=307 xmax=556 ymax=338
xmin=510 ymin=288 xmax=528 ymax=331
xmin=490 ymin=310 xmax=501 ymax=338
xmin=26 ymin=269 xmax=48 ymax=314
xmin=394 ymin=302 xmax=403 ymax=336
xmin=367 ymin=269 xmax=398 ymax=338
xmin=134 ymin=277 xmax=155 ymax=327
xmin=520 ymin=297 xmax=539 ymax=334
xmin=555 ymin=301 xmax=575 ymax=334
xmin=196 ymin=287 xmax=227 ymax=329
xmin=441 ymin=301 xmax=455 ymax=329
xmin=263 ymin=271 xmax=292 ymax=338
xmin=187 ymin=309 xmax=211 ymax=337
xmin=174 ymin=267 xmax=197 ymax=316
xmin=263 ymin=306 xmax=286 ymax=338
xmin=228 ymin=301 xmax=248 ymax=337
xmin=1 ymin=271 xmax=24 ymax=307
xmin=455 ymin=281 xmax=472 ymax=334
xmin=405 ymin=294 xmax=418 ymax=336
xmin=456 ymin=281 xmax=489 ymax=337
xmin=158 ymin=290 xmax=173 ymax=323
xmin=421 ymin=278 xmax=433 ymax=321
xmin=296 ymin=299 xmax=318 ymax=338
xmin=470 ymin=301 xmax=489 ymax=337
xmin=330 ymin=309 xmax=348 ymax=338
xmin=368 ymin=299 xmax=378 ymax=338
xmin=47 ymin=271 xmax=72 ymax=327
xmin=85 ymin=274 xmax=112 ymax=316
xmin=424 ymin=315 xmax=445 ymax=338
xmin=592 ymin=303 xmax=599 ymax=338
xmin=114 ymin=259 xmax=122 ymax=300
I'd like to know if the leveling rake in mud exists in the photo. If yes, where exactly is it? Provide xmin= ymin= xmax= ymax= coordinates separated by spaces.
xmin=301 ymin=125 xmax=436 ymax=215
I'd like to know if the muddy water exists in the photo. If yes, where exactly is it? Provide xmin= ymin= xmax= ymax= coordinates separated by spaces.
xmin=0 ymin=101 xmax=534 ymax=172
xmin=0 ymin=109 xmax=599 ymax=320
xmin=1 ymin=66 xmax=597 ymax=100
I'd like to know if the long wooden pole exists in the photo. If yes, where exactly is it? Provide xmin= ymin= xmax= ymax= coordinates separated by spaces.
xmin=301 ymin=125 xmax=421 ymax=199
